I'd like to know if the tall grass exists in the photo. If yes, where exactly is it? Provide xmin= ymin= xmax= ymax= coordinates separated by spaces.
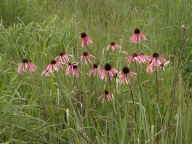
xmin=0 ymin=0 xmax=192 ymax=143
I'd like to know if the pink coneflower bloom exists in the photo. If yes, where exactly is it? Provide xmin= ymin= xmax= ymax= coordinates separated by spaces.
xmin=137 ymin=53 xmax=151 ymax=64
xmin=66 ymin=62 xmax=79 ymax=77
xmin=127 ymin=53 xmax=140 ymax=64
xmin=118 ymin=67 xmax=136 ymax=84
xmin=80 ymin=52 xmax=95 ymax=64
xmin=55 ymin=52 xmax=72 ymax=64
xmin=99 ymin=90 xmax=113 ymax=102
xmin=89 ymin=64 xmax=100 ymax=76
xmin=41 ymin=60 xmax=62 ymax=76
xmin=130 ymin=28 xmax=147 ymax=43
xmin=127 ymin=53 xmax=150 ymax=64
xmin=80 ymin=32 xmax=93 ymax=48
xmin=18 ymin=59 xmax=37 ymax=73
xmin=99 ymin=64 xmax=118 ymax=80
xmin=107 ymin=41 xmax=121 ymax=51
xmin=146 ymin=64 xmax=154 ymax=73
xmin=150 ymin=53 xmax=168 ymax=66
xmin=146 ymin=53 xmax=170 ymax=72
xmin=28 ymin=60 xmax=37 ymax=72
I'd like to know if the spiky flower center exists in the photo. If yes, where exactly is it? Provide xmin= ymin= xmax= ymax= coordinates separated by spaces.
xmin=83 ymin=52 xmax=88 ymax=56
xmin=22 ymin=59 xmax=28 ymax=63
xmin=132 ymin=53 xmax=138 ymax=57
xmin=51 ymin=60 xmax=57 ymax=65
xmin=93 ymin=64 xmax=98 ymax=68
xmin=122 ymin=67 xmax=130 ymax=74
xmin=104 ymin=64 xmax=112 ymax=71
xmin=134 ymin=28 xmax=140 ymax=34
xmin=60 ymin=52 xmax=65 ymax=56
xmin=81 ymin=32 xmax=87 ymax=38
xmin=73 ymin=65 xmax=78 ymax=69
xmin=152 ymin=53 xmax=159 ymax=58
xmin=110 ymin=42 xmax=115 ymax=46
xmin=104 ymin=90 xmax=109 ymax=95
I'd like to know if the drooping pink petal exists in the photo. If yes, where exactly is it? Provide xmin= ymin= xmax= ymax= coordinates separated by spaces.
xmin=130 ymin=28 xmax=147 ymax=43
xmin=80 ymin=32 xmax=93 ymax=47
xmin=99 ymin=90 xmax=113 ymax=103
xmin=17 ymin=59 xmax=37 ymax=73
xmin=107 ymin=42 xmax=121 ymax=51
xmin=17 ymin=63 xmax=26 ymax=73
xmin=55 ymin=53 xmax=72 ymax=64
xmin=28 ymin=63 xmax=37 ymax=72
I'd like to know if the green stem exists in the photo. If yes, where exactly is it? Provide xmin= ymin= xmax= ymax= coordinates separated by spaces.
xmin=155 ymin=70 xmax=159 ymax=101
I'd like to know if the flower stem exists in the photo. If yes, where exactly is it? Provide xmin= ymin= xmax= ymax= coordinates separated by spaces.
xmin=155 ymin=70 xmax=159 ymax=101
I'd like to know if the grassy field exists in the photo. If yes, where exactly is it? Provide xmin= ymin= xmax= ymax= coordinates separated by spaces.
xmin=0 ymin=0 xmax=192 ymax=143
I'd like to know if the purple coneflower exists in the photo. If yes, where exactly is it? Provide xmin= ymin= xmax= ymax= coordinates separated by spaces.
xmin=41 ymin=60 xmax=62 ymax=76
xmin=118 ymin=67 xmax=136 ymax=84
xmin=99 ymin=90 xmax=113 ymax=102
xmin=89 ymin=64 xmax=100 ymax=76
xmin=127 ymin=53 xmax=139 ymax=64
xmin=107 ymin=41 xmax=121 ymax=51
xmin=80 ymin=32 xmax=93 ymax=48
xmin=146 ymin=53 xmax=170 ymax=72
xmin=130 ymin=28 xmax=147 ymax=43
xmin=80 ymin=52 xmax=95 ymax=64
xmin=137 ymin=53 xmax=151 ymax=64
xmin=127 ymin=53 xmax=150 ymax=64
xmin=55 ymin=52 xmax=72 ymax=64
xmin=18 ymin=59 xmax=37 ymax=73
xmin=66 ymin=62 xmax=79 ymax=77
xmin=99 ymin=64 xmax=118 ymax=80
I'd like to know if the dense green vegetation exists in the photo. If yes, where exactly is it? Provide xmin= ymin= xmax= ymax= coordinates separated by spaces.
xmin=0 ymin=0 xmax=192 ymax=143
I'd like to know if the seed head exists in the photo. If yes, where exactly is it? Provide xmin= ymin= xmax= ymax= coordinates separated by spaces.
xmin=81 ymin=32 xmax=87 ymax=38
xmin=152 ymin=53 xmax=159 ymax=58
xmin=132 ymin=53 xmax=138 ymax=57
xmin=73 ymin=65 xmax=78 ymax=69
xmin=110 ymin=42 xmax=115 ymax=46
xmin=134 ymin=28 xmax=140 ymax=34
xmin=22 ymin=59 xmax=28 ymax=63
xmin=60 ymin=52 xmax=65 ymax=56
xmin=51 ymin=60 xmax=57 ymax=64
xmin=104 ymin=64 xmax=112 ymax=71
xmin=93 ymin=64 xmax=98 ymax=68
xmin=122 ymin=67 xmax=130 ymax=74
xmin=83 ymin=52 xmax=88 ymax=56
xmin=104 ymin=90 xmax=109 ymax=95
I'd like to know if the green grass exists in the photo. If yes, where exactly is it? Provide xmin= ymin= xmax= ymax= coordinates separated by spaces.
xmin=0 ymin=0 xmax=192 ymax=143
